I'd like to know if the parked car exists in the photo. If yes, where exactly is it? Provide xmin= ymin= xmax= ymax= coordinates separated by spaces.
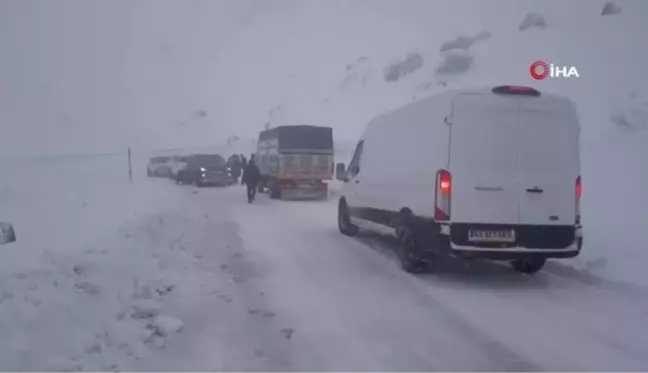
xmin=175 ymin=154 xmax=233 ymax=187
xmin=0 ymin=222 xmax=16 ymax=245
xmin=335 ymin=85 xmax=583 ymax=275
xmin=147 ymin=156 xmax=172 ymax=177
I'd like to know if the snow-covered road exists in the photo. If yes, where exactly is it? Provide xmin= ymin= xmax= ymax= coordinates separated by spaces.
xmin=135 ymin=184 xmax=648 ymax=372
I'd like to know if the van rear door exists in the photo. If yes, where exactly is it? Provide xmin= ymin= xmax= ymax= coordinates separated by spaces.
xmin=449 ymin=94 xmax=520 ymax=225
xmin=517 ymin=98 xmax=580 ymax=226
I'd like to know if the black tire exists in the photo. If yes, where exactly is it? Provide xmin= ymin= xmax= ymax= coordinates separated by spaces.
xmin=396 ymin=224 xmax=428 ymax=273
xmin=337 ymin=200 xmax=359 ymax=236
xmin=147 ymin=170 xmax=152 ymax=177
xmin=269 ymin=183 xmax=281 ymax=199
xmin=511 ymin=258 xmax=546 ymax=274
xmin=176 ymin=171 xmax=185 ymax=185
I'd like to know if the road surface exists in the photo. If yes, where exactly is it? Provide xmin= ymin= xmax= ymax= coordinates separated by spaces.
xmin=136 ymin=184 xmax=648 ymax=371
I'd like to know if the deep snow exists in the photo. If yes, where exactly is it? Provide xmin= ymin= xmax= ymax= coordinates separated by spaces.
xmin=142 ymin=186 xmax=648 ymax=371
xmin=1 ymin=0 xmax=647 ymax=370
xmin=0 ymin=155 xmax=206 ymax=370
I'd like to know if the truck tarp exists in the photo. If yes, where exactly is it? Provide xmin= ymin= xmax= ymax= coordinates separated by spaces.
xmin=259 ymin=125 xmax=333 ymax=152
xmin=256 ymin=125 xmax=334 ymax=181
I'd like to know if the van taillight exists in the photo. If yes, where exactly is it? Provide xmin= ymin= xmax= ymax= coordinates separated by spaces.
xmin=576 ymin=176 xmax=582 ymax=199
xmin=435 ymin=170 xmax=451 ymax=221
xmin=575 ymin=176 xmax=582 ymax=224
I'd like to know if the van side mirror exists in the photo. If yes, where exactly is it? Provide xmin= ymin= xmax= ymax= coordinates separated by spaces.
xmin=0 ymin=222 xmax=16 ymax=245
xmin=335 ymin=163 xmax=346 ymax=181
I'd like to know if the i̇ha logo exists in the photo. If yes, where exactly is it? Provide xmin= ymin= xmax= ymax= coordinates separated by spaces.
xmin=530 ymin=60 xmax=579 ymax=80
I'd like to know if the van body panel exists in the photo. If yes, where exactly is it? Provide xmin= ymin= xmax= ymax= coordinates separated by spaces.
xmin=516 ymin=98 xmax=580 ymax=226
xmin=449 ymin=94 xmax=521 ymax=224
xmin=359 ymin=96 xmax=451 ymax=219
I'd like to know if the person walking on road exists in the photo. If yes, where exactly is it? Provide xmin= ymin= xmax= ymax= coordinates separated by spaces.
xmin=242 ymin=156 xmax=261 ymax=203
xmin=240 ymin=155 xmax=248 ymax=185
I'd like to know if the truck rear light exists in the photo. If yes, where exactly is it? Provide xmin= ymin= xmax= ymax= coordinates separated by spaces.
xmin=575 ymin=176 xmax=582 ymax=224
xmin=280 ymin=180 xmax=295 ymax=189
xmin=435 ymin=169 xmax=451 ymax=221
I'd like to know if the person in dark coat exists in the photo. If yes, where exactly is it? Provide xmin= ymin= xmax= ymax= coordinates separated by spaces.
xmin=242 ymin=156 xmax=261 ymax=202
xmin=240 ymin=154 xmax=248 ymax=185
xmin=226 ymin=155 xmax=241 ymax=183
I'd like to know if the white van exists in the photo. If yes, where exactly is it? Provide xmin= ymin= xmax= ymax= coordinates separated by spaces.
xmin=335 ymin=85 xmax=583 ymax=274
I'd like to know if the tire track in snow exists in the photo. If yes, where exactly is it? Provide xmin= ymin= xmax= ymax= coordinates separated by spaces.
xmin=233 ymin=197 xmax=542 ymax=371
xmin=258 ymin=198 xmax=648 ymax=371
xmin=133 ymin=187 xmax=300 ymax=372
xmin=354 ymin=230 xmax=648 ymax=370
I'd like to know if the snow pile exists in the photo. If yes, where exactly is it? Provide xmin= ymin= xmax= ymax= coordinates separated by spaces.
xmin=0 ymin=155 xmax=200 ymax=370
xmin=0 ymin=206 xmax=198 ymax=370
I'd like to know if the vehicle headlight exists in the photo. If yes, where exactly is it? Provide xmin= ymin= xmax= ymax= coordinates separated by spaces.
xmin=200 ymin=168 xmax=206 ymax=172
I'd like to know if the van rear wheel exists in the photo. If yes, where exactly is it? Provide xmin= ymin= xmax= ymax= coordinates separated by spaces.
xmin=511 ymin=258 xmax=546 ymax=274
xmin=396 ymin=225 xmax=428 ymax=273
xmin=270 ymin=183 xmax=282 ymax=199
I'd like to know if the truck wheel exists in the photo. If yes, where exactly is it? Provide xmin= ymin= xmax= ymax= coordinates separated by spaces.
xmin=338 ymin=200 xmax=359 ymax=237
xmin=396 ymin=224 xmax=428 ymax=273
xmin=270 ymin=183 xmax=281 ymax=199
xmin=147 ymin=170 xmax=152 ymax=177
xmin=511 ymin=258 xmax=546 ymax=274
xmin=320 ymin=184 xmax=329 ymax=200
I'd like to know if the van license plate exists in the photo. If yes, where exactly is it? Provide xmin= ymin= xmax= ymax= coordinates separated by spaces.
xmin=468 ymin=229 xmax=516 ymax=243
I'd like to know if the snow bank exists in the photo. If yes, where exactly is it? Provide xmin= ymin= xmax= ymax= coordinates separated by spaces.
xmin=0 ymin=154 xmax=172 ymax=270
xmin=0 ymin=155 xmax=196 ymax=370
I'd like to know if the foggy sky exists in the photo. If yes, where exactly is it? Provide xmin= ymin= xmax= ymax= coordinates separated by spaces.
xmin=1 ymin=0 xmax=646 ymax=156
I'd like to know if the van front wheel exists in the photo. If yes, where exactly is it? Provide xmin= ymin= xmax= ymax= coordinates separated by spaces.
xmin=511 ymin=258 xmax=546 ymax=274
xmin=338 ymin=200 xmax=359 ymax=237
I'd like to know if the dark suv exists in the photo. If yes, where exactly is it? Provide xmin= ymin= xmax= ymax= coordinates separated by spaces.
xmin=175 ymin=154 xmax=233 ymax=187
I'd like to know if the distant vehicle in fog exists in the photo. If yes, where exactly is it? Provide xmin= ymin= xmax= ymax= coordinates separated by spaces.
xmin=147 ymin=156 xmax=173 ymax=177
xmin=175 ymin=154 xmax=233 ymax=187
xmin=256 ymin=125 xmax=334 ymax=200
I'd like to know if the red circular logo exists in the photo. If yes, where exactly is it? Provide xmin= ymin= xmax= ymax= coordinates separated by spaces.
xmin=530 ymin=60 xmax=549 ymax=80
